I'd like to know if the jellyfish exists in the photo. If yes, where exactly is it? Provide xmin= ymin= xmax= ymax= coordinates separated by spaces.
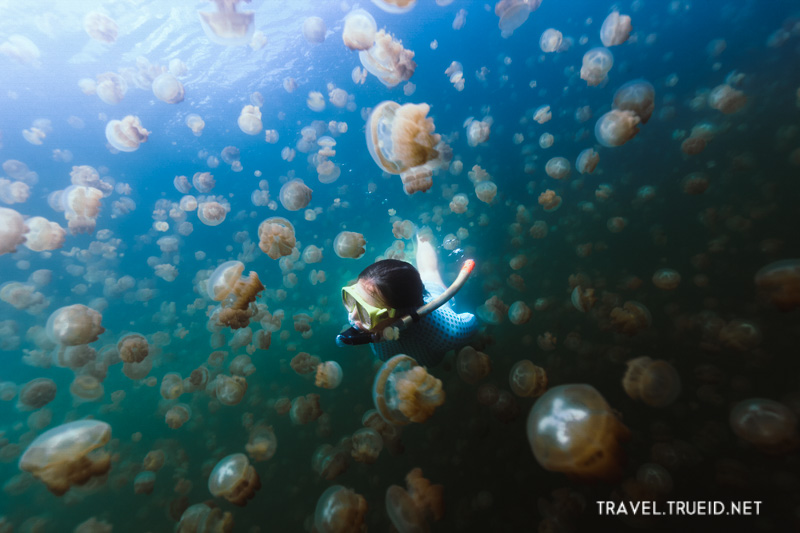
xmin=245 ymin=422 xmax=277 ymax=461
xmin=208 ymin=453 xmax=260 ymax=506
xmin=622 ymin=357 xmax=681 ymax=407
xmin=509 ymin=360 xmax=548 ymax=398
xmin=134 ymin=471 xmax=156 ymax=494
xmin=17 ymin=378 xmax=57 ymax=411
xmin=105 ymin=116 xmax=150 ymax=152
xmin=755 ymin=259 xmax=800 ymax=311
xmin=350 ymin=428 xmax=383 ymax=463
xmin=198 ymin=0 xmax=255 ymax=46
xmin=177 ymin=503 xmax=234 ymax=532
xmin=279 ymin=180 xmax=313 ymax=211
xmin=575 ymin=148 xmax=599 ymax=175
xmin=333 ymin=231 xmax=366 ymax=259
xmin=495 ymin=0 xmax=542 ymax=37
xmin=366 ymin=101 xmax=440 ymax=178
xmin=594 ymin=109 xmax=640 ymax=147
xmin=0 ymin=207 xmax=28 ymax=255
xmin=316 ymin=361 xmax=344 ymax=389
xmin=303 ymin=17 xmax=326 ymax=44
xmin=466 ymin=118 xmax=491 ymax=147
xmin=70 ymin=375 xmax=104 ymax=404
xmin=238 ymin=105 xmax=262 ymax=135
xmin=533 ymin=105 xmax=552 ymax=124
xmin=613 ymin=80 xmax=655 ymax=124
xmin=372 ymin=0 xmax=417 ymax=13
xmin=143 ymin=450 xmax=166 ymax=472
xmin=83 ymin=12 xmax=118 ymax=43
xmin=708 ymin=84 xmax=747 ymax=114
xmin=580 ymin=47 xmax=613 ymax=86
xmin=216 ymin=375 xmax=247 ymax=406
xmin=302 ymin=245 xmax=323 ymax=264
xmin=18 ymin=420 xmax=112 ymax=495
xmin=600 ymin=11 xmax=632 ymax=47
xmin=314 ymin=485 xmax=368 ymax=533
xmin=197 ymin=200 xmax=228 ymax=226
xmin=343 ymin=9 xmax=377 ymax=51
xmin=538 ymin=189 xmax=562 ymax=212
xmin=46 ymin=304 xmax=104 ymax=346
xmin=652 ymin=268 xmax=681 ymax=290
xmin=186 ymin=114 xmax=205 ymax=136
xmin=290 ymin=393 xmax=322 ymax=425
xmin=540 ymin=29 xmax=562 ymax=53
xmin=152 ymin=73 xmax=185 ymax=104
xmin=730 ymin=399 xmax=798 ymax=453
xmin=258 ymin=217 xmax=296 ymax=259
xmin=359 ymin=30 xmax=416 ymax=88
xmin=508 ymin=301 xmax=532 ymax=325
xmin=449 ymin=193 xmax=469 ymax=214
xmin=475 ymin=181 xmax=497 ymax=204
xmin=455 ymin=346 xmax=491 ymax=385
xmin=545 ymin=157 xmax=571 ymax=180
xmin=160 ymin=373 xmax=184 ymax=400
xmin=0 ymin=35 xmax=41 ymax=66
xmin=373 ymin=354 xmax=445 ymax=425
xmin=192 ymin=172 xmax=215 ymax=193
xmin=291 ymin=352 xmax=321 ymax=375
xmin=385 ymin=485 xmax=427 ymax=532
xmin=95 ymin=72 xmax=127 ymax=104
xmin=527 ymin=384 xmax=629 ymax=481
xmin=165 ymin=404 xmax=191 ymax=429
xmin=117 ymin=333 xmax=149 ymax=363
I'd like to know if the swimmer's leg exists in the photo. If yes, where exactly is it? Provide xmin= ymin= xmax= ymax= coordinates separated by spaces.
xmin=415 ymin=228 xmax=445 ymax=287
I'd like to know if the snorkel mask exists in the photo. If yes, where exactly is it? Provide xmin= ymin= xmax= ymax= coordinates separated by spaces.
xmin=341 ymin=285 xmax=397 ymax=330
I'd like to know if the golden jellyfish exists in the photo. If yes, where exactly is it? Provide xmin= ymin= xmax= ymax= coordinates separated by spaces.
xmin=165 ymin=404 xmax=192 ymax=429
xmin=540 ymin=28 xmax=563 ymax=53
xmin=245 ymin=422 xmax=277 ymax=461
xmin=290 ymin=393 xmax=322 ymax=425
xmin=571 ymin=286 xmax=596 ymax=313
xmin=133 ymin=471 xmax=156 ymax=494
xmin=373 ymin=354 xmax=445 ymax=425
xmin=314 ymin=485 xmax=368 ymax=533
xmin=622 ymin=357 xmax=681 ymax=408
xmin=533 ymin=105 xmax=552 ymax=124
xmin=475 ymin=181 xmax=498 ymax=204
xmin=46 ymin=304 xmax=104 ymax=346
xmin=279 ymin=179 xmax=313 ymax=211
xmin=17 ymin=378 xmax=57 ymax=411
xmin=160 ymin=373 xmax=184 ymax=400
xmin=238 ymin=105 xmax=262 ymax=135
xmin=0 ymin=34 xmax=41 ymax=66
xmin=143 ymin=449 xmax=165 ymax=472
xmin=70 ymin=375 xmax=104 ymax=403
xmin=95 ymin=72 xmax=127 ymax=104
xmin=18 ymin=419 xmax=112 ymax=496
xmin=508 ymin=301 xmax=532 ymax=325
xmin=372 ymin=0 xmax=417 ymax=13
xmin=400 ymin=165 xmax=436 ymax=195
xmin=652 ymin=268 xmax=681 ymax=290
xmin=258 ymin=217 xmax=296 ymax=259
xmin=538 ymin=189 xmax=562 ymax=212
xmin=198 ymin=0 xmax=255 ymax=46
xmin=302 ymin=244 xmax=323 ymax=263
xmin=545 ymin=157 xmax=570 ymax=180
xmin=117 ymin=333 xmax=149 ymax=363
xmin=613 ymin=79 xmax=655 ymax=124
xmin=600 ymin=11 xmax=632 ymax=47
xmin=729 ymin=399 xmax=798 ymax=453
xmin=456 ymin=346 xmax=491 ymax=384
xmin=681 ymin=135 xmax=706 ymax=155
xmin=509 ymin=360 xmax=547 ymax=398
xmin=316 ymin=361 xmax=344 ymax=389
xmin=152 ymin=73 xmax=185 ymax=104
xmin=681 ymin=172 xmax=709 ymax=195
xmin=84 ymin=12 xmax=118 ymax=44
xmin=718 ymin=319 xmax=762 ymax=352
xmin=755 ymin=259 xmax=800 ymax=311
xmin=197 ymin=200 xmax=228 ymax=226
xmin=177 ymin=503 xmax=234 ymax=532
xmin=208 ymin=453 xmax=261 ymax=506
xmin=580 ymin=47 xmax=613 ymax=86
xmin=185 ymin=114 xmax=205 ymax=136
xmin=333 ymin=231 xmax=366 ymax=259
xmin=216 ymin=375 xmax=247 ymax=406
xmin=359 ymin=30 xmax=416 ymax=88
xmin=575 ymin=148 xmax=599 ymax=174
xmin=366 ymin=101 xmax=440 ymax=176
xmin=466 ymin=118 xmax=491 ymax=147
xmin=610 ymin=300 xmax=652 ymax=336
xmin=495 ymin=0 xmax=542 ymax=38
xmin=343 ymin=9 xmax=377 ymax=51
xmin=0 ymin=207 xmax=29 ymax=255
xmin=527 ymin=384 xmax=629 ymax=481
xmin=350 ymin=428 xmax=383 ymax=463
xmin=708 ymin=84 xmax=747 ymax=114
xmin=595 ymin=109 xmax=640 ymax=147
xmin=386 ymin=468 xmax=444 ymax=532
xmin=449 ymin=193 xmax=469 ymax=214
xmin=105 ymin=115 xmax=150 ymax=152
xmin=292 ymin=352 xmax=321 ymax=375
xmin=303 ymin=16 xmax=326 ymax=44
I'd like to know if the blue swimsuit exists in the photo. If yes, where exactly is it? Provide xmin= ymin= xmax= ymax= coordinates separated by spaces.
xmin=370 ymin=282 xmax=477 ymax=367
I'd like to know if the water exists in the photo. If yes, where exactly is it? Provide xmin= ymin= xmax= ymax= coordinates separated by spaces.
xmin=1 ymin=0 xmax=800 ymax=531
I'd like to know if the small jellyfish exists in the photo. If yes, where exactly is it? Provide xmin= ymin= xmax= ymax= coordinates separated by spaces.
xmin=508 ymin=301 xmax=532 ymax=325
xmin=333 ymin=231 xmax=366 ymax=259
xmin=117 ymin=333 xmax=149 ymax=363
xmin=755 ymin=259 xmax=800 ymax=311
xmin=474 ymin=181 xmax=498 ymax=204
xmin=466 ymin=118 xmax=491 ymax=147
xmin=540 ymin=29 xmax=563 ymax=53
xmin=198 ymin=0 xmax=255 ymax=46
xmin=105 ymin=116 xmax=150 ymax=152
xmin=533 ymin=105 xmax=552 ymax=124
xmin=18 ymin=420 xmax=112 ymax=495
xmin=303 ymin=17 xmax=326 ymax=44
xmin=538 ymin=189 xmax=562 ymax=212
xmin=545 ymin=157 xmax=571 ymax=180
xmin=84 ymin=12 xmax=118 ymax=44
xmin=238 ymin=105 xmax=262 ymax=135
xmin=314 ymin=485 xmax=368 ymax=533
xmin=279 ymin=179 xmax=313 ymax=211
xmin=594 ymin=109 xmax=640 ymax=147
xmin=165 ymin=404 xmax=191 ymax=429
xmin=527 ymin=384 xmax=629 ymax=481
xmin=46 ymin=304 xmax=104 ymax=346
xmin=0 ymin=207 xmax=28 ymax=255
xmin=152 ymin=73 xmax=185 ymax=104
xmin=208 ymin=453 xmax=261 ymax=506
xmin=600 ymin=11 xmax=632 ymax=47
xmin=456 ymin=346 xmax=491 ymax=385
xmin=215 ymin=375 xmax=247 ymax=406
xmin=575 ymin=148 xmax=599 ymax=174
xmin=197 ymin=200 xmax=228 ymax=226
xmin=316 ymin=361 xmax=344 ymax=389
xmin=177 ymin=503 xmax=233 ymax=531
xmin=350 ymin=428 xmax=383 ymax=464
xmin=652 ymin=268 xmax=681 ymax=290
xmin=343 ymin=9 xmax=377 ymax=51
xmin=160 ymin=373 xmax=184 ymax=400
xmin=258 ymin=217 xmax=296 ymax=259
xmin=185 ymin=114 xmax=205 ymax=136
xmin=509 ymin=360 xmax=548 ymax=398
xmin=96 ymin=72 xmax=127 ymax=104
xmin=359 ymin=31 xmax=416 ymax=88
xmin=708 ymin=84 xmax=747 ymax=114
xmin=22 ymin=217 xmax=65 ymax=252
xmin=730 ymin=398 xmax=798 ymax=453
xmin=134 ymin=471 xmax=156 ymax=494
xmin=495 ymin=0 xmax=542 ymax=37
xmin=580 ymin=47 xmax=613 ymax=87
xmin=373 ymin=354 xmax=445 ymax=425
xmin=245 ymin=422 xmax=277 ymax=461
xmin=622 ymin=357 xmax=681 ymax=407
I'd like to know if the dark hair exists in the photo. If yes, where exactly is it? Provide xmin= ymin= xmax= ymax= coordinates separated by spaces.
xmin=358 ymin=259 xmax=425 ymax=309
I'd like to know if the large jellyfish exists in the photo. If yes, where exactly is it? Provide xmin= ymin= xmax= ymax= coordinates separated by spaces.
xmin=373 ymin=354 xmax=445 ymax=425
xmin=359 ymin=30 xmax=416 ymax=88
xmin=208 ymin=453 xmax=261 ymax=506
xmin=594 ymin=109 xmax=640 ymax=147
xmin=198 ymin=0 xmax=255 ymax=46
xmin=46 ymin=304 xmax=104 ymax=346
xmin=333 ymin=231 xmax=366 ymax=259
xmin=105 ymin=116 xmax=150 ymax=152
xmin=238 ymin=105 xmax=263 ymax=135
xmin=343 ymin=9 xmax=377 ymax=51
xmin=600 ymin=11 xmax=632 ymax=47
xmin=279 ymin=179 xmax=313 ymax=211
xmin=613 ymin=79 xmax=655 ymax=123
xmin=258 ymin=217 xmax=296 ymax=259
xmin=366 ymin=101 xmax=440 ymax=179
xmin=18 ymin=420 xmax=112 ymax=495
xmin=152 ymin=73 xmax=185 ymax=104
xmin=314 ymin=485 xmax=368 ymax=533
xmin=580 ymin=47 xmax=613 ymax=87
xmin=0 ymin=207 xmax=29 ymax=255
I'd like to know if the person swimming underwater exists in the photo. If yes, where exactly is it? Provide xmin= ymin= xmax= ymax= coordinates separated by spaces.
xmin=339 ymin=230 xmax=477 ymax=367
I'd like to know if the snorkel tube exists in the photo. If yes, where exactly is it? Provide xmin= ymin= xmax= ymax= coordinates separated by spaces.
xmin=336 ymin=259 xmax=475 ymax=347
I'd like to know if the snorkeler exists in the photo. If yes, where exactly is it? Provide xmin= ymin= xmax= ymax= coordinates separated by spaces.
xmin=337 ymin=230 xmax=477 ymax=367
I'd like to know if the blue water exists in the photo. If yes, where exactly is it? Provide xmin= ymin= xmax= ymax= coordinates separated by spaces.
xmin=1 ymin=0 xmax=800 ymax=531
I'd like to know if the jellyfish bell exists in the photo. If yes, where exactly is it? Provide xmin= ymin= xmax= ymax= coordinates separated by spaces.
xmin=198 ymin=0 xmax=255 ymax=46
xmin=207 ymin=260 xmax=245 ymax=301
xmin=258 ymin=217 xmax=296 ymax=259
xmin=373 ymin=354 xmax=445 ymax=425
xmin=575 ymin=148 xmax=599 ymax=174
xmin=343 ymin=9 xmax=377 ymax=51
xmin=84 ymin=12 xmax=118 ymax=44
xmin=333 ymin=231 xmax=366 ymax=259
xmin=495 ymin=0 xmax=543 ymax=37
xmin=358 ymin=30 xmax=416 ymax=88
xmin=314 ymin=485 xmax=368 ymax=533
xmin=622 ymin=357 xmax=681 ymax=407
xmin=730 ymin=399 xmax=798 ymax=453
xmin=600 ymin=11 xmax=632 ymax=47
xmin=0 ymin=207 xmax=29 ymax=255
xmin=580 ymin=47 xmax=614 ymax=87
xmin=595 ymin=109 xmax=640 ymax=147
xmin=303 ymin=16 xmax=326 ymax=44
xmin=208 ymin=453 xmax=261 ymax=506
xmin=613 ymin=79 xmax=655 ymax=124
xmin=152 ymin=73 xmax=185 ymax=104
xmin=372 ymin=0 xmax=417 ymax=13
xmin=755 ymin=259 xmax=800 ymax=311
xmin=18 ymin=419 xmax=112 ymax=496
xmin=105 ymin=116 xmax=150 ymax=152
xmin=46 ymin=304 xmax=104 ymax=346
xmin=366 ymin=101 xmax=440 ymax=177
xmin=279 ymin=180 xmax=313 ymax=211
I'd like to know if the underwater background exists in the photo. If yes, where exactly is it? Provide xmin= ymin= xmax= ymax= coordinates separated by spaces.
xmin=1 ymin=0 xmax=800 ymax=531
